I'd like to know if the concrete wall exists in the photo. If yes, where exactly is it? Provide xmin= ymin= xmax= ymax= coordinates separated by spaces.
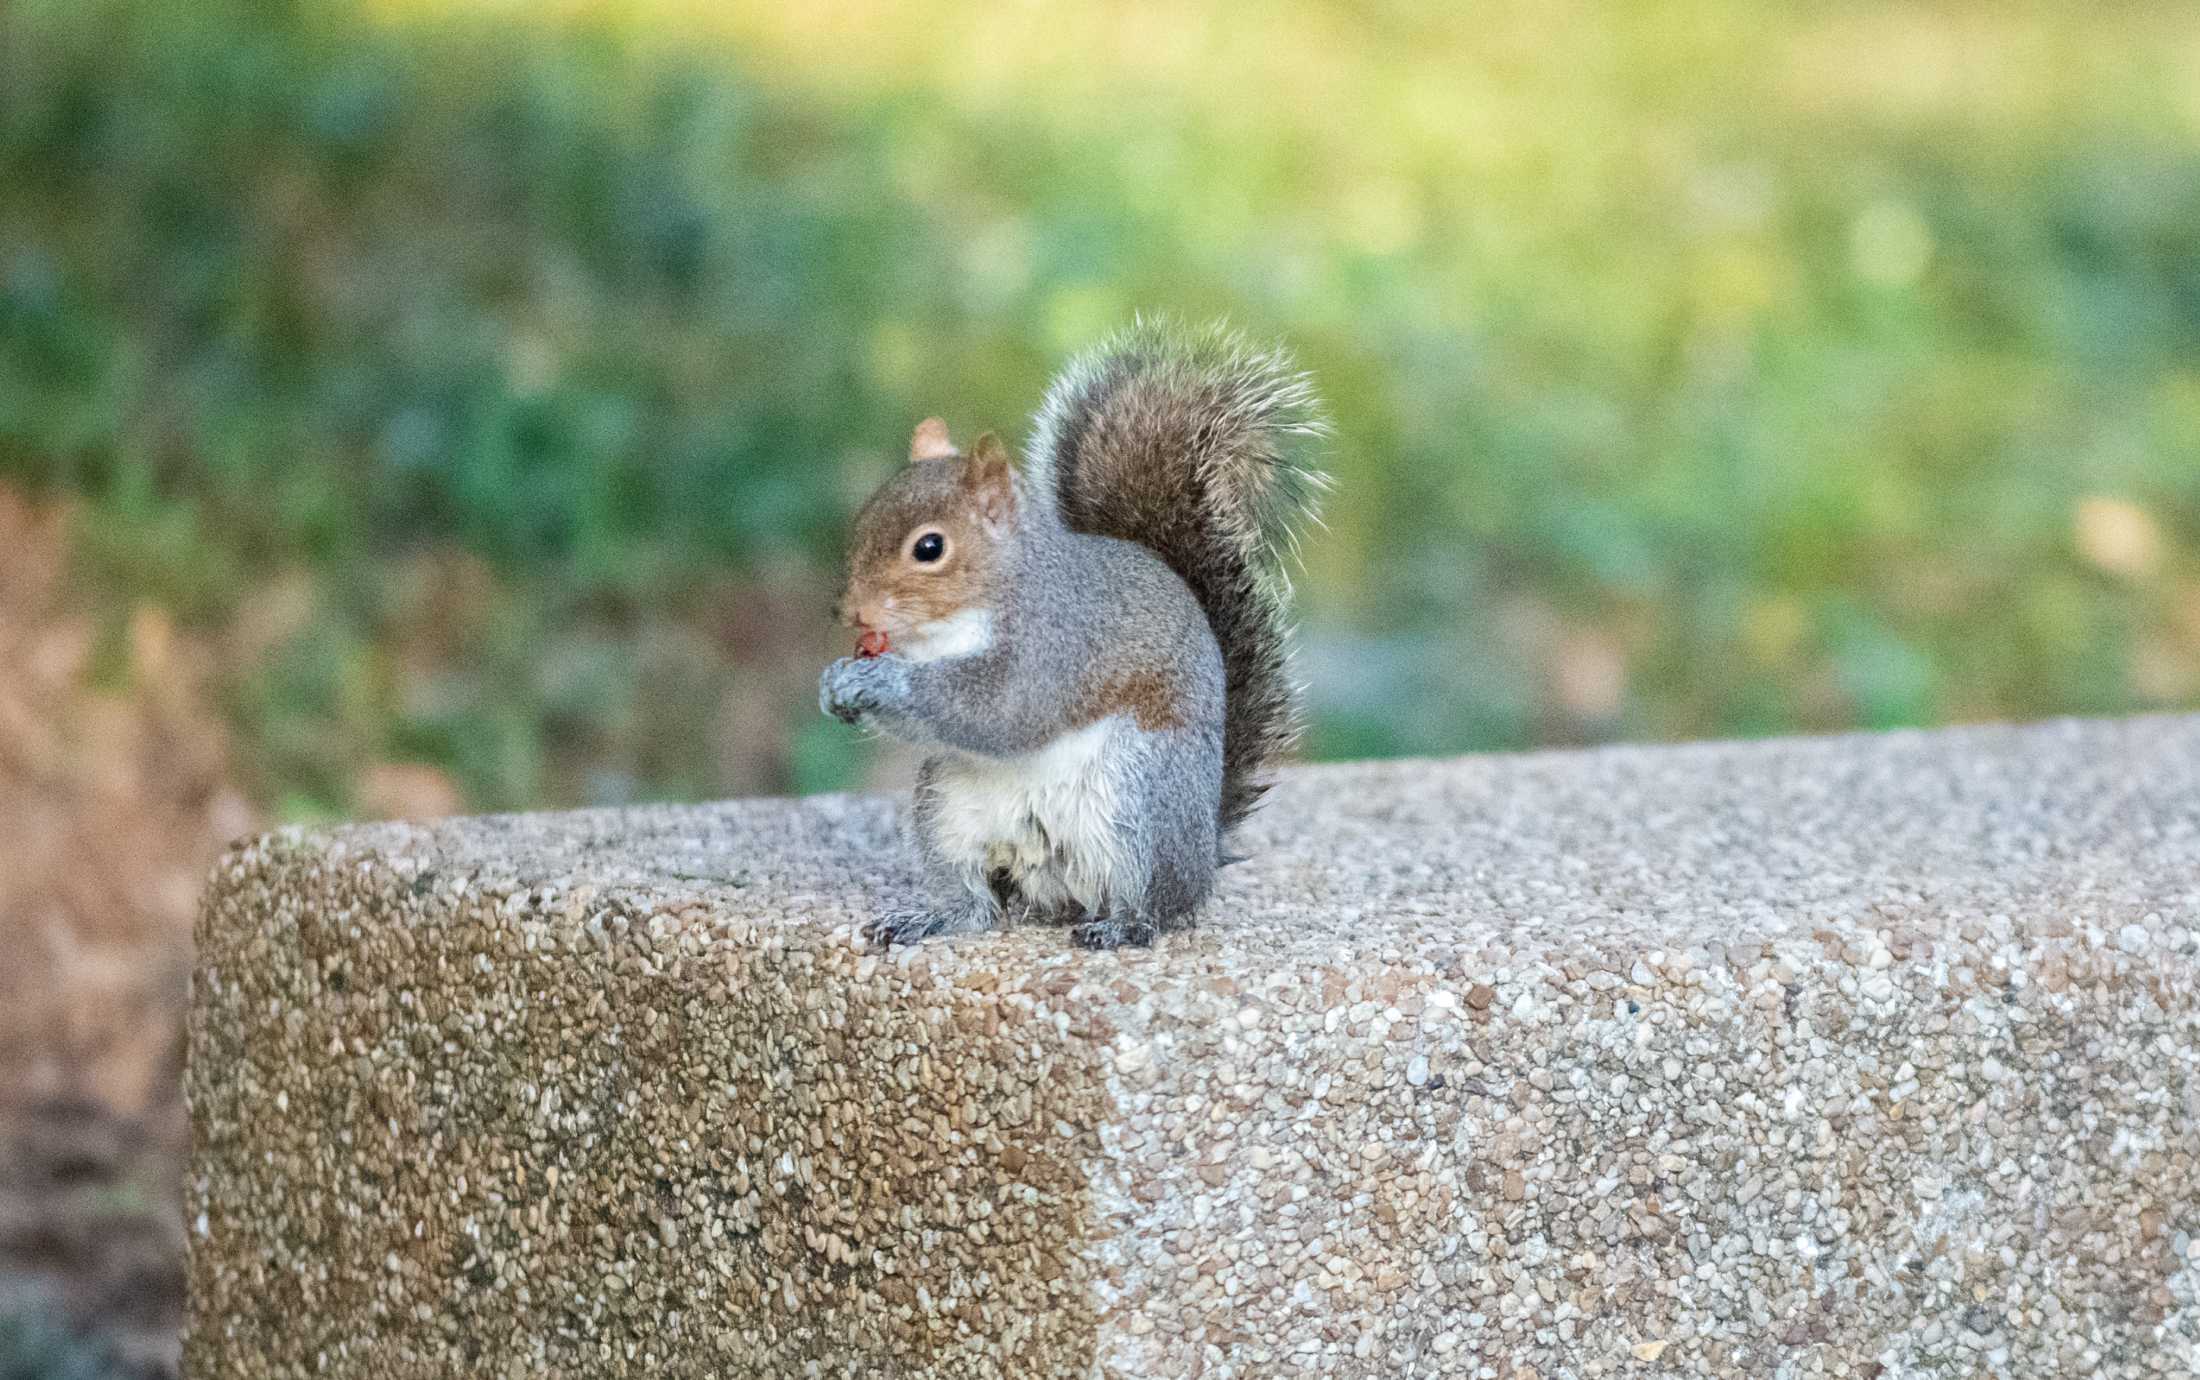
xmin=187 ymin=716 xmax=2200 ymax=1377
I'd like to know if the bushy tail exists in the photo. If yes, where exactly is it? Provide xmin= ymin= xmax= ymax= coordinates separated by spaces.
xmin=1026 ymin=318 xmax=1329 ymax=831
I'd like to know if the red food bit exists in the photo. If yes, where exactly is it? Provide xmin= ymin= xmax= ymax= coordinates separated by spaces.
xmin=856 ymin=629 xmax=891 ymax=659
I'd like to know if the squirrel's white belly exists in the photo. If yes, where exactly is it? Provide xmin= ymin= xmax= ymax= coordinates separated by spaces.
xmin=927 ymin=718 xmax=1130 ymax=913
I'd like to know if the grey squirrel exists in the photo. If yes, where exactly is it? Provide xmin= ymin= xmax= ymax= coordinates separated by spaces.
xmin=818 ymin=320 xmax=1328 ymax=949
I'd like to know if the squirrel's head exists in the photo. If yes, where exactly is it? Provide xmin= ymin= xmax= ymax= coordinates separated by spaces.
xmin=835 ymin=419 xmax=1018 ymax=660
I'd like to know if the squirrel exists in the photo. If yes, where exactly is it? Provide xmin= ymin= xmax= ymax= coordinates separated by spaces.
xmin=818 ymin=319 xmax=1328 ymax=950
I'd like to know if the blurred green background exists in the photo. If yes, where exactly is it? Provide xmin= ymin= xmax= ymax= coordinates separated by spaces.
xmin=5 ymin=0 xmax=2199 ymax=825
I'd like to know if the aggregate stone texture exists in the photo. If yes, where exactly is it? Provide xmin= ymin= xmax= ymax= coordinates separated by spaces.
xmin=186 ymin=715 xmax=2200 ymax=1378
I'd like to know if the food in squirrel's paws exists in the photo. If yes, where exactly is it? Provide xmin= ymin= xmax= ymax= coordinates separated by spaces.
xmin=856 ymin=629 xmax=891 ymax=659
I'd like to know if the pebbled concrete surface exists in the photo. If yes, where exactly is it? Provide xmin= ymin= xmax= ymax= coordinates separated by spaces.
xmin=188 ymin=715 xmax=2200 ymax=1377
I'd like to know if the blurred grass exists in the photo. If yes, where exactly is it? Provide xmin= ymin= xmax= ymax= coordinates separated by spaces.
xmin=3 ymin=0 xmax=2198 ymax=820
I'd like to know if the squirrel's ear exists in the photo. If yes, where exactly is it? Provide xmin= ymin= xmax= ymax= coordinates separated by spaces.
xmin=909 ymin=417 xmax=957 ymax=462
xmin=966 ymin=432 xmax=1016 ymax=526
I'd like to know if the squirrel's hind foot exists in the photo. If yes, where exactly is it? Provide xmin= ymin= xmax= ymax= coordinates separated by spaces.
xmin=1069 ymin=913 xmax=1161 ymax=951
xmin=861 ymin=901 xmax=995 ymax=949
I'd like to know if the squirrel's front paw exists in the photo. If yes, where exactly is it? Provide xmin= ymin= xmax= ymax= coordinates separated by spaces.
xmin=819 ymin=656 xmax=905 ymax=726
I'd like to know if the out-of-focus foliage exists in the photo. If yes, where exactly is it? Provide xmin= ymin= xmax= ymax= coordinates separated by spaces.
xmin=0 ymin=1306 xmax=127 ymax=1380
xmin=3 ymin=0 xmax=2197 ymax=818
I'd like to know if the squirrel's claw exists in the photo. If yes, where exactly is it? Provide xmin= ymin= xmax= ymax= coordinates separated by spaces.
xmin=818 ymin=656 xmax=874 ymax=724
xmin=860 ymin=903 xmax=993 ymax=949
xmin=859 ymin=909 xmax=932 ymax=948
xmin=1070 ymin=913 xmax=1160 ymax=951
xmin=819 ymin=654 xmax=909 ymax=727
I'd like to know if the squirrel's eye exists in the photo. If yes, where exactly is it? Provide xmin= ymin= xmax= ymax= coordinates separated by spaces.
xmin=911 ymin=531 xmax=946 ymax=563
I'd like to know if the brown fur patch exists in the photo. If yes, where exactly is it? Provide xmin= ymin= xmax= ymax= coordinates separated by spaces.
xmin=839 ymin=456 xmax=1006 ymax=634
xmin=1070 ymin=667 xmax=1183 ymax=733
